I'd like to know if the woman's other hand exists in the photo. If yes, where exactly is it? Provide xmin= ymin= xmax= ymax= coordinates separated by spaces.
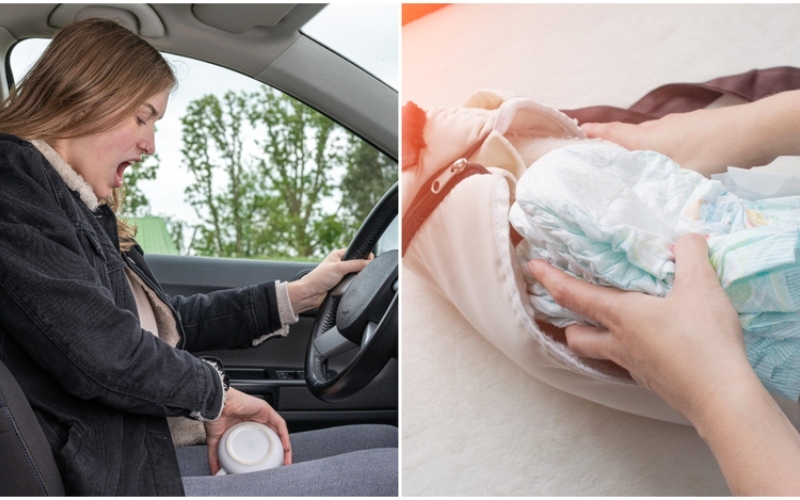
xmin=287 ymin=249 xmax=373 ymax=313
xmin=205 ymin=388 xmax=292 ymax=474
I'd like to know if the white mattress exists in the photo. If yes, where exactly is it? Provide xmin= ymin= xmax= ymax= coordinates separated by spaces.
xmin=401 ymin=4 xmax=800 ymax=496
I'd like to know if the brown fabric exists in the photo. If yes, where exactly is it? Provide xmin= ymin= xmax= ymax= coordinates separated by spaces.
xmin=563 ymin=66 xmax=800 ymax=125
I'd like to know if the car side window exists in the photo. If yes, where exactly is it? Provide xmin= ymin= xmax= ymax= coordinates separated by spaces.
xmin=9 ymin=40 xmax=397 ymax=261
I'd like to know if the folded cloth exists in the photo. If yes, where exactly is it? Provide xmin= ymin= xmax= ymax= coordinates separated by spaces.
xmin=510 ymin=142 xmax=800 ymax=400
xmin=712 ymin=166 xmax=800 ymax=201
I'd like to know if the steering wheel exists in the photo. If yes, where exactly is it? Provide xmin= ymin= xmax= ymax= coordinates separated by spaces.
xmin=305 ymin=183 xmax=398 ymax=403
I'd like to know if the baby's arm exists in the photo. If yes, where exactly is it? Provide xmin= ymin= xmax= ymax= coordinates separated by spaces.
xmin=583 ymin=89 xmax=800 ymax=177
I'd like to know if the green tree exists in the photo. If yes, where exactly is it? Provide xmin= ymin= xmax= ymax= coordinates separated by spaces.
xmin=339 ymin=135 xmax=397 ymax=227
xmin=181 ymin=92 xmax=262 ymax=258
xmin=117 ymin=153 xmax=159 ymax=218
xmin=181 ymin=88 xmax=351 ymax=260
xmin=248 ymin=87 xmax=348 ymax=258
xmin=163 ymin=215 xmax=190 ymax=255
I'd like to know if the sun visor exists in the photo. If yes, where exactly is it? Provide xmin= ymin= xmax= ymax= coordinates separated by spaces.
xmin=49 ymin=4 xmax=164 ymax=38
xmin=191 ymin=4 xmax=324 ymax=35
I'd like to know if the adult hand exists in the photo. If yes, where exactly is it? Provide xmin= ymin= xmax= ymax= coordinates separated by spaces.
xmin=583 ymin=89 xmax=800 ymax=177
xmin=205 ymin=387 xmax=292 ymax=474
xmin=530 ymin=234 xmax=800 ymax=495
xmin=583 ymin=108 xmax=759 ymax=177
xmin=527 ymin=233 xmax=751 ymax=424
xmin=287 ymin=249 xmax=373 ymax=314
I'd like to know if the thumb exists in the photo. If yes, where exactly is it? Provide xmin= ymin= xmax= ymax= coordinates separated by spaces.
xmin=335 ymin=256 xmax=372 ymax=275
xmin=581 ymin=121 xmax=641 ymax=149
xmin=581 ymin=121 xmax=627 ymax=141
xmin=207 ymin=433 xmax=221 ymax=474
xmin=564 ymin=324 xmax=617 ymax=361
xmin=580 ymin=122 xmax=610 ymax=138
xmin=527 ymin=259 xmax=625 ymax=329
xmin=323 ymin=248 xmax=347 ymax=263
xmin=670 ymin=233 xmax=716 ymax=295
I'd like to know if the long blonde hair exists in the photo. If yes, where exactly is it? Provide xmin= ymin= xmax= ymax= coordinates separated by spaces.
xmin=0 ymin=18 xmax=176 ymax=251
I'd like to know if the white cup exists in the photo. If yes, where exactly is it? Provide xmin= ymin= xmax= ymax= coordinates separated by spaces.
xmin=217 ymin=422 xmax=284 ymax=475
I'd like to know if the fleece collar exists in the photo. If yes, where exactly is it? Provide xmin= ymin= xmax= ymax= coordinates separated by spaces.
xmin=30 ymin=139 xmax=101 ymax=211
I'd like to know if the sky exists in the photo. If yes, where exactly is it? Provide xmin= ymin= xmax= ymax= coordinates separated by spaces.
xmin=9 ymin=3 xmax=399 ymax=232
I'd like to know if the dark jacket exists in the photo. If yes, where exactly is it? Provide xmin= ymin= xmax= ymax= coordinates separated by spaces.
xmin=0 ymin=134 xmax=283 ymax=495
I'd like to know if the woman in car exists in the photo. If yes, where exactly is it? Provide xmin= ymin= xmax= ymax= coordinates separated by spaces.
xmin=0 ymin=18 xmax=396 ymax=496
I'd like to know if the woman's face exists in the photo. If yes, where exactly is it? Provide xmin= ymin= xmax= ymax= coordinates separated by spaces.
xmin=50 ymin=91 xmax=169 ymax=201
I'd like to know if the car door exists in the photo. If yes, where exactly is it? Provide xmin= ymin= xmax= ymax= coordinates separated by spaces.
xmin=146 ymin=226 xmax=398 ymax=433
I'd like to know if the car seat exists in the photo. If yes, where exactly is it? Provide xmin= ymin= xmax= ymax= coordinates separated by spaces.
xmin=0 ymin=359 xmax=65 ymax=495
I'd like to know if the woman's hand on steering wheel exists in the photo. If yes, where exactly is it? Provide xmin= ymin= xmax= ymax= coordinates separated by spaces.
xmin=288 ymin=249 xmax=373 ymax=314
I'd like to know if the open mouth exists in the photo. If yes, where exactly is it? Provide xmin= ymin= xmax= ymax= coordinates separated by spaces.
xmin=115 ymin=161 xmax=134 ymax=187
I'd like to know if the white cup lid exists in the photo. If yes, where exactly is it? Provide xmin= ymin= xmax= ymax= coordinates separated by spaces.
xmin=225 ymin=423 xmax=274 ymax=466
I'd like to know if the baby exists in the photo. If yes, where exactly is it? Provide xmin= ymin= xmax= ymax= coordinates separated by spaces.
xmin=510 ymin=142 xmax=800 ymax=400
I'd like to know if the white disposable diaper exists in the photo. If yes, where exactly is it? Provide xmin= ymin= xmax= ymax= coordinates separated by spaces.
xmin=511 ymin=142 xmax=800 ymax=400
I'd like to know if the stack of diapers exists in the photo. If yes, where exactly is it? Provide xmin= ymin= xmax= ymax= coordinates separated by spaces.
xmin=511 ymin=142 xmax=800 ymax=400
